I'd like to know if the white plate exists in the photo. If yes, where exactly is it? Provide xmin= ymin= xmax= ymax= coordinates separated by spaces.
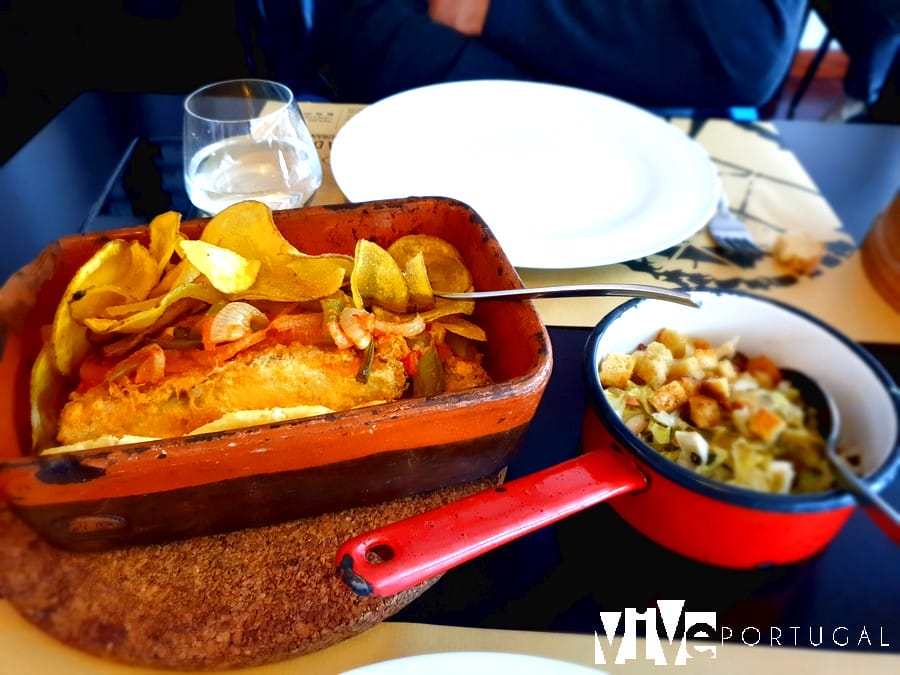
xmin=341 ymin=651 xmax=604 ymax=675
xmin=331 ymin=80 xmax=719 ymax=269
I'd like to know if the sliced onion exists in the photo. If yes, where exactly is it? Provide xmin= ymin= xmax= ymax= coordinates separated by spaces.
xmin=625 ymin=413 xmax=649 ymax=434
xmin=373 ymin=313 xmax=426 ymax=338
xmin=433 ymin=315 xmax=486 ymax=341
xmin=206 ymin=301 xmax=268 ymax=345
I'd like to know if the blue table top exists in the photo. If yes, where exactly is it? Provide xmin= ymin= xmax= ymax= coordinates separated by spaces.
xmin=2 ymin=92 xmax=899 ymax=655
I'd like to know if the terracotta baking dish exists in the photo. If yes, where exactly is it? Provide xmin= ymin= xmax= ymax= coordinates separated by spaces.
xmin=0 ymin=197 xmax=552 ymax=551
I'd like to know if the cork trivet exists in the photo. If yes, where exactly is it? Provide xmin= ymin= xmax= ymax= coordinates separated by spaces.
xmin=0 ymin=474 xmax=502 ymax=671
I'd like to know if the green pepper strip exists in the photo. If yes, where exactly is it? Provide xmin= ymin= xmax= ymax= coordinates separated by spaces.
xmin=356 ymin=341 xmax=375 ymax=383
xmin=412 ymin=345 xmax=445 ymax=397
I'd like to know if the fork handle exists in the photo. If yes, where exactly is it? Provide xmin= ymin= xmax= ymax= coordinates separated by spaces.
xmin=434 ymin=284 xmax=698 ymax=307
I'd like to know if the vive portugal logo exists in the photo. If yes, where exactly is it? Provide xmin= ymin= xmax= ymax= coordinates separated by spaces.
xmin=594 ymin=599 xmax=717 ymax=666
xmin=594 ymin=599 xmax=892 ymax=666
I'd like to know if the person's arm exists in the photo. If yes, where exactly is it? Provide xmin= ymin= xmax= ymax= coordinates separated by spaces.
xmin=428 ymin=0 xmax=490 ymax=36
xmin=477 ymin=0 xmax=807 ymax=108
xmin=328 ymin=0 xmax=527 ymax=102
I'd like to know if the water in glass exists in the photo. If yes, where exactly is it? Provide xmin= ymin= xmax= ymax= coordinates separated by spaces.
xmin=183 ymin=79 xmax=323 ymax=215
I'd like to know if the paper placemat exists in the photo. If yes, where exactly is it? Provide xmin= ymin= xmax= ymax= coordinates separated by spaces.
xmin=300 ymin=104 xmax=898 ymax=343
xmin=303 ymin=102 xmax=368 ymax=208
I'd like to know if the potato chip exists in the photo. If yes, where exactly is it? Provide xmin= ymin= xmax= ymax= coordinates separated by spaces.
xmin=124 ymin=241 xmax=163 ymax=299
xmin=434 ymin=314 xmax=488 ymax=341
xmin=187 ymin=406 xmax=335 ymax=435
xmin=50 ymin=239 xmax=132 ymax=375
xmin=375 ymin=297 xmax=475 ymax=326
xmin=102 ymin=294 xmax=173 ymax=318
xmin=314 ymin=254 xmax=355 ymax=278
xmin=30 ymin=345 xmax=70 ymax=452
xmin=418 ymin=298 xmax=476 ymax=321
xmin=351 ymin=239 xmax=410 ymax=313
xmin=403 ymin=251 xmax=435 ymax=310
xmin=237 ymin=257 xmax=347 ymax=302
xmin=148 ymin=210 xmax=182 ymax=275
xmin=68 ymin=285 xmax=138 ymax=322
xmin=41 ymin=435 xmax=161 ymax=455
xmin=151 ymin=258 xmax=201 ymax=296
xmin=179 ymin=239 xmax=261 ymax=294
xmin=200 ymin=200 xmax=301 ymax=264
xmin=282 ymin=255 xmax=351 ymax=293
xmin=387 ymin=234 xmax=473 ymax=293
xmin=66 ymin=241 xmax=159 ymax=322
xmin=195 ymin=201 xmax=351 ymax=302
xmin=84 ymin=283 xmax=223 ymax=334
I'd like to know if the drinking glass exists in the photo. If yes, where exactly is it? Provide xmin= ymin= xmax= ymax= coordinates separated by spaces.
xmin=183 ymin=79 xmax=322 ymax=215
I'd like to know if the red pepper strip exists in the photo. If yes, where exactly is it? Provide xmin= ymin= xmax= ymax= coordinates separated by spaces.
xmin=435 ymin=342 xmax=453 ymax=362
xmin=211 ymin=330 xmax=267 ymax=362
xmin=199 ymin=315 xmax=216 ymax=352
xmin=165 ymin=330 xmax=267 ymax=374
xmin=106 ymin=344 xmax=158 ymax=382
xmin=77 ymin=356 xmax=114 ymax=393
xmin=402 ymin=350 xmax=420 ymax=378
xmin=79 ymin=311 xmax=322 ymax=388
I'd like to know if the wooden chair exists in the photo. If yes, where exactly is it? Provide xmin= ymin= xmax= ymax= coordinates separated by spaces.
xmin=788 ymin=0 xmax=900 ymax=120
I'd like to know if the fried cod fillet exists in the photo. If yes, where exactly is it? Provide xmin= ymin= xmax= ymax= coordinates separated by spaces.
xmin=56 ymin=334 xmax=411 ymax=444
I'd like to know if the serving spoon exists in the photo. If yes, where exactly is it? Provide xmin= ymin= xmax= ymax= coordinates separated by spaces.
xmin=782 ymin=368 xmax=900 ymax=543
xmin=434 ymin=283 xmax=698 ymax=307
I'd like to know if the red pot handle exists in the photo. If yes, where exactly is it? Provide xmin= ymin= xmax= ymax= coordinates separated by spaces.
xmin=335 ymin=444 xmax=648 ymax=598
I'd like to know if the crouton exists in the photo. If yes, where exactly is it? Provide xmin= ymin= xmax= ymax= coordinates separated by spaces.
xmin=773 ymin=232 xmax=825 ymax=276
xmin=700 ymin=376 xmax=731 ymax=406
xmin=668 ymin=356 xmax=705 ymax=380
xmin=679 ymin=377 xmax=701 ymax=397
xmin=599 ymin=352 xmax=636 ymax=389
xmin=746 ymin=355 xmax=782 ymax=388
xmin=655 ymin=327 xmax=688 ymax=358
xmin=648 ymin=379 xmax=688 ymax=413
xmin=689 ymin=394 xmax=721 ymax=429
xmin=633 ymin=342 xmax=673 ymax=389
xmin=694 ymin=347 xmax=719 ymax=371
xmin=716 ymin=358 xmax=738 ymax=381
xmin=748 ymin=407 xmax=786 ymax=443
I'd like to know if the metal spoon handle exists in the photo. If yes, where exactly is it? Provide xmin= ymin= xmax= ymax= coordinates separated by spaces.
xmin=434 ymin=284 xmax=697 ymax=307
xmin=827 ymin=448 xmax=900 ymax=532
xmin=782 ymin=368 xmax=900 ymax=544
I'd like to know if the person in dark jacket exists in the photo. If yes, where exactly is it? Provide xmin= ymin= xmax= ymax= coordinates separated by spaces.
xmin=322 ymin=0 xmax=808 ymax=114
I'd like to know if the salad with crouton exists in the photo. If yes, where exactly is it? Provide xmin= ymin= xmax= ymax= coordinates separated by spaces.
xmin=599 ymin=328 xmax=837 ymax=495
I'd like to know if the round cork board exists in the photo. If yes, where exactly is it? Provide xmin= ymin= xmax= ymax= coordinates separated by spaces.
xmin=0 ymin=475 xmax=500 ymax=670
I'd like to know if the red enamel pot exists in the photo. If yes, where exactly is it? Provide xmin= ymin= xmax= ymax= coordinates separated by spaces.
xmin=336 ymin=291 xmax=900 ymax=598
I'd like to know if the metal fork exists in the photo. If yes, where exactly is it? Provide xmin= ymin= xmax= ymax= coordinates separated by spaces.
xmin=433 ymin=283 xmax=698 ymax=307
xmin=708 ymin=192 xmax=764 ymax=259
